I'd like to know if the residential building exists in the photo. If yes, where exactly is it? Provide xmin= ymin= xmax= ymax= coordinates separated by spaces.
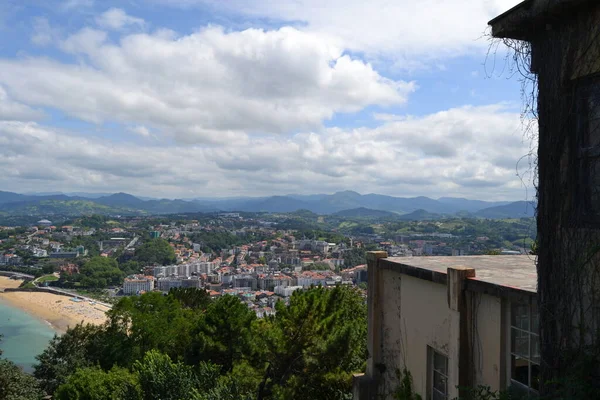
xmin=274 ymin=285 xmax=302 ymax=297
xmin=353 ymin=253 xmax=538 ymax=399
xmin=233 ymin=274 xmax=257 ymax=290
xmin=157 ymin=277 xmax=183 ymax=292
xmin=123 ymin=275 xmax=155 ymax=295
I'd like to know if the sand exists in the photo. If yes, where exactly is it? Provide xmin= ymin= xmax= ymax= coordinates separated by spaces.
xmin=0 ymin=276 xmax=24 ymax=290
xmin=0 ymin=277 xmax=109 ymax=333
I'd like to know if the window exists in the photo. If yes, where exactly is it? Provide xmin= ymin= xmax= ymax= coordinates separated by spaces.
xmin=428 ymin=346 xmax=448 ymax=400
xmin=510 ymin=299 xmax=540 ymax=393
xmin=577 ymin=79 xmax=600 ymax=218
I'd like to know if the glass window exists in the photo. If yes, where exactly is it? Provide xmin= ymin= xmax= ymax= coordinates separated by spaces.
xmin=510 ymin=299 xmax=540 ymax=394
xmin=429 ymin=347 xmax=448 ymax=400
xmin=578 ymin=81 xmax=600 ymax=218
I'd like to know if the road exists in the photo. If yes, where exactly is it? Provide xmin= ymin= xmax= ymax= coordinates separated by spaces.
xmin=0 ymin=271 xmax=35 ymax=279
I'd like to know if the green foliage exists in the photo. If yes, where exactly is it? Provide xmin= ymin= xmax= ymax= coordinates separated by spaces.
xmin=393 ymin=368 xmax=422 ymax=400
xmin=0 ymin=359 xmax=44 ymax=400
xmin=191 ymin=295 xmax=257 ymax=373
xmin=343 ymin=247 xmax=367 ymax=268
xmin=33 ymin=286 xmax=367 ymax=400
xmin=54 ymin=366 xmax=141 ymax=400
xmin=133 ymin=239 xmax=176 ymax=265
xmin=77 ymin=215 xmax=109 ymax=229
xmin=118 ymin=261 xmax=141 ymax=276
xmin=34 ymin=324 xmax=100 ymax=394
xmin=189 ymin=231 xmax=245 ymax=253
xmin=303 ymin=262 xmax=331 ymax=271
xmin=452 ymin=385 xmax=518 ymax=400
xmin=108 ymin=292 xmax=201 ymax=363
xmin=134 ymin=350 xmax=198 ymax=400
xmin=61 ymin=257 xmax=124 ymax=288
xmin=168 ymin=287 xmax=212 ymax=310
xmin=256 ymin=285 xmax=367 ymax=400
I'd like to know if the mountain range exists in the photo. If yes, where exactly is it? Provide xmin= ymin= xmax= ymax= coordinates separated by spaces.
xmin=0 ymin=190 xmax=535 ymax=219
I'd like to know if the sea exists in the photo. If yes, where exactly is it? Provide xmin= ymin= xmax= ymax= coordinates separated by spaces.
xmin=0 ymin=298 xmax=56 ymax=372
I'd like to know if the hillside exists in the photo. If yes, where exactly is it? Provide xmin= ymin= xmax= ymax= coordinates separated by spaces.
xmin=333 ymin=207 xmax=399 ymax=218
xmin=397 ymin=209 xmax=443 ymax=220
xmin=475 ymin=201 xmax=536 ymax=219
xmin=0 ymin=190 xmax=531 ymax=219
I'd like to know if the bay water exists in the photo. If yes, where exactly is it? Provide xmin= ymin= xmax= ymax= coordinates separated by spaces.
xmin=0 ymin=298 xmax=56 ymax=372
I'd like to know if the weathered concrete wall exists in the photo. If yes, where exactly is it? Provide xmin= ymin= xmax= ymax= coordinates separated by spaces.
xmin=402 ymin=275 xmax=460 ymax=399
xmin=378 ymin=268 xmax=404 ymax=397
xmin=471 ymin=293 xmax=504 ymax=391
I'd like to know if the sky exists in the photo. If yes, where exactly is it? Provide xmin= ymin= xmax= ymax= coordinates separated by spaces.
xmin=0 ymin=0 xmax=536 ymax=201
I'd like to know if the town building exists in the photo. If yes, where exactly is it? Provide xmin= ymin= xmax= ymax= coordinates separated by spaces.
xmin=353 ymin=253 xmax=538 ymax=399
xmin=157 ymin=277 xmax=183 ymax=292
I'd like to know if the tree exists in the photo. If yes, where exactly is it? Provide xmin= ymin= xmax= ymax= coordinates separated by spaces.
xmin=58 ymin=257 xmax=124 ymax=288
xmin=133 ymin=239 xmax=176 ymax=265
xmin=343 ymin=247 xmax=367 ymax=268
xmin=0 ymin=359 xmax=43 ymax=400
xmin=34 ymin=324 xmax=100 ymax=394
xmin=134 ymin=350 xmax=198 ymax=400
xmin=54 ymin=366 xmax=141 ymax=400
xmin=107 ymin=292 xmax=199 ymax=363
xmin=191 ymin=295 xmax=256 ymax=373
xmin=168 ymin=287 xmax=212 ymax=310
xmin=256 ymin=286 xmax=367 ymax=400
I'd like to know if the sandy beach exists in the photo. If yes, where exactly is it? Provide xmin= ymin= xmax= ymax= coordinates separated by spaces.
xmin=0 ymin=277 xmax=109 ymax=332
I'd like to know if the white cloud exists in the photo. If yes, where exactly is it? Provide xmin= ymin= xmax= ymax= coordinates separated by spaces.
xmin=95 ymin=8 xmax=145 ymax=31
xmin=0 ymin=105 xmax=534 ymax=200
xmin=31 ymin=17 xmax=60 ymax=46
xmin=62 ymin=0 xmax=94 ymax=11
xmin=157 ymin=0 xmax=522 ymax=63
xmin=129 ymin=125 xmax=151 ymax=137
xmin=0 ymin=26 xmax=415 ymax=143
xmin=0 ymin=86 xmax=44 ymax=121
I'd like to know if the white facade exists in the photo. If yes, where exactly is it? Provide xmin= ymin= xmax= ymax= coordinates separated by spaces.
xmin=157 ymin=277 xmax=183 ymax=292
xmin=274 ymin=285 xmax=302 ymax=297
xmin=123 ymin=277 xmax=154 ymax=295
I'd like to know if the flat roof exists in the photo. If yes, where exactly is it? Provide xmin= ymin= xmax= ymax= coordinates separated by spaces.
xmin=381 ymin=255 xmax=537 ymax=296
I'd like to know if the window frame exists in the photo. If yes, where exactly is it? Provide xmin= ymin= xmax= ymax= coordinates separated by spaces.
xmin=509 ymin=297 xmax=540 ymax=395
xmin=576 ymin=76 xmax=600 ymax=222
xmin=427 ymin=346 xmax=449 ymax=400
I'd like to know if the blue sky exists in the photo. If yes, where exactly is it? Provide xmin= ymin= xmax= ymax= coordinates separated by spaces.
xmin=0 ymin=0 xmax=535 ymax=200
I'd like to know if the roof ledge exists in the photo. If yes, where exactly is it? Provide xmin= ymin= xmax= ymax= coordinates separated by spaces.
xmin=489 ymin=0 xmax=594 ymax=40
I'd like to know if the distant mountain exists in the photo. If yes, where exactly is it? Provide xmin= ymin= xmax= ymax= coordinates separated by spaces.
xmin=95 ymin=192 xmax=146 ymax=208
xmin=475 ymin=201 xmax=536 ymax=219
xmin=0 ymin=190 xmax=29 ymax=205
xmin=397 ymin=209 xmax=443 ymax=221
xmin=333 ymin=207 xmax=399 ymax=218
xmin=437 ymin=197 xmax=511 ymax=212
xmin=0 ymin=189 xmax=531 ymax=219
xmin=238 ymin=196 xmax=313 ymax=213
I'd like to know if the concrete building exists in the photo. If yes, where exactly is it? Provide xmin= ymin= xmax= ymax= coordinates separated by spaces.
xmin=123 ymin=276 xmax=155 ymax=295
xmin=274 ymin=285 xmax=302 ymax=297
xmin=354 ymin=253 xmax=538 ymax=399
xmin=157 ymin=277 xmax=183 ymax=292
xmin=233 ymin=274 xmax=257 ymax=290
xmin=489 ymin=0 xmax=600 ymax=392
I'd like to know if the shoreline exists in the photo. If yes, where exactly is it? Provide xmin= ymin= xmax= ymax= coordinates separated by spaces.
xmin=0 ymin=277 xmax=109 ymax=333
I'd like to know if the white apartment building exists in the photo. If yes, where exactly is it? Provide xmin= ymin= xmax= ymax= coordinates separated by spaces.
xmin=123 ymin=276 xmax=155 ymax=295
xmin=274 ymin=285 xmax=303 ymax=297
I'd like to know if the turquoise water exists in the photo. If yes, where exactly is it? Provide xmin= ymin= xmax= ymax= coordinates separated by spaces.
xmin=0 ymin=298 xmax=57 ymax=372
